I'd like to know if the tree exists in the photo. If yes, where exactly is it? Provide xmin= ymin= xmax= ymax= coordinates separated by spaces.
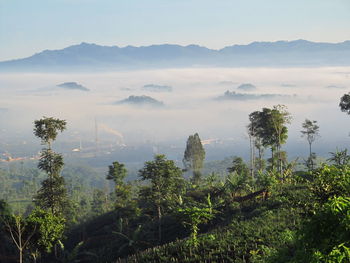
xmin=309 ymin=164 xmax=350 ymax=203
xmin=270 ymin=105 xmax=292 ymax=173
xmin=249 ymin=109 xmax=275 ymax=170
xmin=249 ymin=105 xmax=291 ymax=173
xmin=301 ymin=119 xmax=320 ymax=170
xmin=298 ymin=196 xmax=350 ymax=262
xmin=0 ymin=199 xmax=11 ymax=219
xmin=224 ymin=171 xmax=251 ymax=200
xmin=183 ymin=133 xmax=206 ymax=184
xmin=34 ymin=117 xmax=68 ymax=216
xmin=177 ymin=206 xmax=214 ymax=247
xmin=328 ymin=149 xmax=350 ymax=167
xmin=227 ymin=157 xmax=249 ymax=177
xmin=91 ymin=189 xmax=109 ymax=217
xmin=106 ymin=161 xmax=131 ymax=209
xmin=247 ymin=113 xmax=259 ymax=177
xmin=254 ymin=138 xmax=266 ymax=172
xmin=107 ymin=161 xmax=127 ymax=184
xmin=139 ymin=154 xmax=184 ymax=243
xmin=248 ymin=112 xmax=265 ymax=172
xmin=26 ymin=209 xmax=65 ymax=254
xmin=3 ymin=214 xmax=36 ymax=263
xmin=339 ymin=92 xmax=350 ymax=115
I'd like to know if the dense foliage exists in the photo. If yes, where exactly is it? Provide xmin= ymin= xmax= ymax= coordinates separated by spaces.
xmin=0 ymin=103 xmax=349 ymax=263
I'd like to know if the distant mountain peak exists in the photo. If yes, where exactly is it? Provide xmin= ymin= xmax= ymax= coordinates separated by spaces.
xmin=1 ymin=40 xmax=349 ymax=72
xmin=57 ymin=82 xmax=89 ymax=91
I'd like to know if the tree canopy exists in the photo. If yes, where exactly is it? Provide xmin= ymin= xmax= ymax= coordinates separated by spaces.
xmin=339 ymin=92 xmax=350 ymax=115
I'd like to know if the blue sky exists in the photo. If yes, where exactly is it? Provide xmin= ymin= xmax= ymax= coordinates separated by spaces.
xmin=1 ymin=0 xmax=350 ymax=61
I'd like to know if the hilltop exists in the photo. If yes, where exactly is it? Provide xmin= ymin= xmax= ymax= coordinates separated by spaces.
xmin=1 ymin=40 xmax=350 ymax=72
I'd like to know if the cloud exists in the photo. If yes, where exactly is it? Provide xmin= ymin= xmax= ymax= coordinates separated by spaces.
xmin=0 ymin=67 xmax=348 ymax=151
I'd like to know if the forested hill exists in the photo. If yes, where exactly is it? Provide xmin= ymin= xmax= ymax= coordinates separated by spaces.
xmin=1 ymin=40 xmax=350 ymax=71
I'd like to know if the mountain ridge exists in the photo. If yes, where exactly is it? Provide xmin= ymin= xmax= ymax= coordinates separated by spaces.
xmin=1 ymin=40 xmax=350 ymax=72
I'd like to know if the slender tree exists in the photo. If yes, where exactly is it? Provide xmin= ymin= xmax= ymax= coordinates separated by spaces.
xmin=34 ymin=117 xmax=68 ymax=216
xmin=177 ymin=206 xmax=214 ymax=247
xmin=183 ymin=133 xmax=206 ymax=184
xmin=139 ymin=154 xmax=183 ymax=244
xmin=301 ymin=119 xmax=320 ymax=170
xmin=3 ymin=214 xmax=36 ymax=263
xmin=254 ymin=138 xmax=265 ymax=172
xmin=270 ymin=105 xmax=292 ymax=173
xmin=247 ymin=125 xmax=256 ymax=178
xmin=248 ymin=112 xmax=266 ymax=172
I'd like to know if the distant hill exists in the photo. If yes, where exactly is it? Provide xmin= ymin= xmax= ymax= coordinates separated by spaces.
xmin=237 ymin=83 xmax=256 ymax=92
xmin=142 ymin=84 xmax=173 ymax=92
xmin=116 ymin=95 xmax=164 ymax=107
xmin=217 ymin=90 xmax=295 ymax=101
xmin=57 ymin=82 xmax=89 ymax=91
xmin=1 ymin=40 xmax=350 ymax=72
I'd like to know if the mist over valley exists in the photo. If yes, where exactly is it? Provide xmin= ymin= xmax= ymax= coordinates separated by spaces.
xmin=0 ymin=66 xmax=348 ymax=176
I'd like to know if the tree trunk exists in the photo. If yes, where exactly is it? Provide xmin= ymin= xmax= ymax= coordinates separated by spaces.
xmin=278 ymin=145 xmax=283 ymax=175
xmin=271 ymin=147 xmax=274 ymax=170
xmin=157 ymin=205 xmax=162 ymax=244
xmin=309 ymin=142 xmax=313 ymax=170
xmin=19 ymin=248 xmax=22 ymax=263
xmin=257 ymin=146 xmax=263 ymax=171
xmin=249 ymin=135 xmax=255 ymax=178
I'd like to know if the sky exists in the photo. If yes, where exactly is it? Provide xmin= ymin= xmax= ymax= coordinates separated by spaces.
xmin=1 ymin=0 xmax=350 ymax=61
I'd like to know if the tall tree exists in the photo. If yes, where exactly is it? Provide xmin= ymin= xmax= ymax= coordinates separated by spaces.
xmin=248 ymin=111 xmax=266 ymax=172
xmin=254 ymin=138 xmax=266 ymax=172
xmin=249 ymin=106 xmax=291 ymax=173
xmin=139 ymin=154 xmax=184 ymax=244
xmin=34 ymin=117 xmax=68 ymax=216
xmin=183 ymin=133 xmax=206 ymax=184
xmin=301 ymin=119 xmax=320 ymax=170
xmin=270 ymin=105 xmax=292 ymax=173
xmin=247 ymin=125 xmax=256 ymax=178
xmin=339 ymin=92 xmax=350 ymax=115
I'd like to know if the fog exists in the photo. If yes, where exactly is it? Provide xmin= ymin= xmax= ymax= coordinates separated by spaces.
xmin=0 ymin=67 xmax=349 ymax=161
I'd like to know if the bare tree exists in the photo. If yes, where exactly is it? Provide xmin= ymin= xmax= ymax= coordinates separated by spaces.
xmin=3 ymin=215 xmax=36 ymax=263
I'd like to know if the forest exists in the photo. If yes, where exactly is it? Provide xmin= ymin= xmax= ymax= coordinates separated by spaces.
xmin=0 ymin=92 xmax=349 ymax=263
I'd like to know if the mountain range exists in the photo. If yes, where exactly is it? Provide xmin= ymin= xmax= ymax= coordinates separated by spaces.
xmin=1 ymin=40 xmax=350 ymax=72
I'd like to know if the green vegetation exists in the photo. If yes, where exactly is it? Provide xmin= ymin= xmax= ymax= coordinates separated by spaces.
xmin=339 ymin=92 xmax=350 ymax=115
xmin=301 ymin=119 xmax=320 ymax=171
xmin=34 ymin=117 xmax=68 ymax=216
xmin=183 ymin=133 xmax=206 ymax=184
xmin=0 ymin=102 xmax=349 ymax=263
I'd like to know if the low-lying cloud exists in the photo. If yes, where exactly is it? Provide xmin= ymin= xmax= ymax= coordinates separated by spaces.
xmin=0 ymin=67 xmax=348 ymax=158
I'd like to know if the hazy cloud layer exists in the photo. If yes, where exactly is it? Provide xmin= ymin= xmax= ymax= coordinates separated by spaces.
xmin=0 ymin=67 xmax=348 ymax=156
